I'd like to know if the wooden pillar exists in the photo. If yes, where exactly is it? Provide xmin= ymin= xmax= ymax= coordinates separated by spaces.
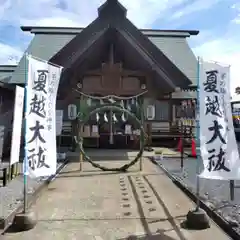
xmin=169 ymin=95 xmax=173 ymax=128
xmin=146 ymin=122 xmax=152 ymax=147
xmin=79 ymin=96 xmax=83 ymax=171
xmin=140 ymin=97 xmax=144 ymax=171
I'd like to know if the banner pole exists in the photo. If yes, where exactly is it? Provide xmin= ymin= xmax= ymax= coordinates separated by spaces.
xmin=195 ymin=56 xmax=201 ymax=211
xmin=140 ymin=97 xmax=144 ymax=171
xmin=23 ymin=53 xmax=28 ymax=213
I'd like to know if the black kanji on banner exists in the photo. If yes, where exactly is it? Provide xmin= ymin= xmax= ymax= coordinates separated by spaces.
xmin=33 ymin=70 xmax=48 ymax=93
xmin=206 ymin=120 xmax=226 ymax=144
xmin=205 ymin=96 xmax=222 ymax=117
xmin=28 ymin=120 xmax=46 ymax=144
xmin=203 ymin=67 xmax=229 ymax=173
xmin=28 ymin=146 xmax=50 ymax=170
xmin=29 ymin=94 xmax=46 ymax=118
xmin=207 ymin=147 xmax=230 ymax=172
xmin=203 ymin=70 xmax=219 ymax=93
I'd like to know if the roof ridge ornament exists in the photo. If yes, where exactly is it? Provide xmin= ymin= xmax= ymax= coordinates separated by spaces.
xmin=98 ymin=0 xmax=127 ymax=19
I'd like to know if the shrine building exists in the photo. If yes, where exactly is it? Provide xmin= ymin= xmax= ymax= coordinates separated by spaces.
xmin=0 ymin=0 xmax=198 ymax=155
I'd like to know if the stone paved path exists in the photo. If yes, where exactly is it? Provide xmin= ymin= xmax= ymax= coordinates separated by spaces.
xmin=2 ymin=159 xmax=231 ymax=240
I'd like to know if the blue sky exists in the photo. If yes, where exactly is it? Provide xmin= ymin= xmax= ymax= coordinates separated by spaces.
xmin=0 ymin=0 xmax=239 ymax=95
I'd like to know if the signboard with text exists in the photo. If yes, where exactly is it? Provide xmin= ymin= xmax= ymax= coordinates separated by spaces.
xmin=199 ymin=61 xmax=240 ymax=180
xmin=25 ymin=56 xmax=62 ymax=178
xmin=10 ymin=86 xmax=24 ymax=165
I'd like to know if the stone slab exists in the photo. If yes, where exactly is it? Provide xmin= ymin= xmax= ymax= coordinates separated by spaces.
xmin=153 ymin=155 xmax=240 ymax=235
xmin=2 ymin=159 xmax=231 ymax=240
xmin=0 ymin=162 xmax=67 ymax=233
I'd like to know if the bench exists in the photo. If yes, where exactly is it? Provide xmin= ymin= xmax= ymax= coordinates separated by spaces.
xmin=151 ymin=124 xmax=182 ymax=138
xmin=151 ymin=122 xmax=194 ymax=137
xmin=151 ymin=122 xmax=195 ymax=148
xmin=152 ymin=128 xmax=182 ymax=138
xmin=0 ymin=162 xmax=9 ymax=187
xmin=0 ymin=162 xmax=17 ymax=187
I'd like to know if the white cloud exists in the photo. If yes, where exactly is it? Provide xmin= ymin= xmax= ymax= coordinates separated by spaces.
xmin=118 ymin=0 xmax=187 ymax=27
xmin=0 ymin=0 xmax=11 ymax=18
xmin=0 ymin=0 xmax=189 ymax=64
xmin=0 ymin=0 xmax=239 ymax=96
xmin=0 ymin=42 xmax=22 ymax=64
xmin=1 ymin=0 xmax=189 ymax=28
xmin=231 ymin=3 xmax=240 ymax=23
xmin=5 ymin=0 xmax=223 ymax=28
xmin=171 ymin=0 xmax=223 ymax=19
xmin=23 ymin=17 xmax=82 ymax=28
xmin=192 ymin=39 xmax=239 ymax=96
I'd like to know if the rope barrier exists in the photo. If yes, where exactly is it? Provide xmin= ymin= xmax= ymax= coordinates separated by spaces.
xmin=75 ymin=104 xmax=145 ymax=172
xmin=73 ymin=88 xmax=148 ymax=100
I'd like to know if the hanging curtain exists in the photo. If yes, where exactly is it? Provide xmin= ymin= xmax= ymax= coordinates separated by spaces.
xmin=127 ymin=99 xmax=131 ymax=111
xmin=104 ymin=112 xmax=108 ymax=122
xmin=113 ymin=113 xmax=118 ymax=122
xmin=96 ymin=113 xmax=100 ymax=122
xmin=120 ymin=100 xmax=124 ymax=108
xmin=121 ymin=113 xmax=126 ymax=122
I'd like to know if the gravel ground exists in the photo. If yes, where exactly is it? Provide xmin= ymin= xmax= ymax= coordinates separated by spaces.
xmin=154 ymin=143 xmax=240 ymax=233
xmin=0 ymin=162 xmax=64 ymax=223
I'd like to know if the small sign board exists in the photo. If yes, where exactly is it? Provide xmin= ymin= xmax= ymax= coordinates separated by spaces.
xmin=68 ymin=104 xmax=77 ymax=120
xmin=146 ymin=105 xmax=155 ymax=120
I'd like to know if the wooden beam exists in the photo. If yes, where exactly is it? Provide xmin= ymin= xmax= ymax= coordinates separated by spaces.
xmin=59 ymin=60 xmax=89 ymax=98
xmin=118 ymin=29 xmax=176 ymax=91
xmin=59 ymin=89 xmax=79 ymax=108
xmin=85 ymin=68 xmax=147 ymax=77
xmin=57 ymin=28 xmax=107 ymax=69
xmin=85 ymin=69 xmax=102 ymax=75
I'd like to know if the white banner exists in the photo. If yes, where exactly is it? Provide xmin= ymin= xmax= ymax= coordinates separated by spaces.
xmin=56 ymin=110 xmax=63 ymax=136
xmin=10 ymin=86 xmax=24 ymax=165
xmin=0 ymin=126 xmax=5 ymax=161
xmin=26 ymin=56 xmax=62 ymax=178
xmin=199 ymin=60 xmax=240 ymax=179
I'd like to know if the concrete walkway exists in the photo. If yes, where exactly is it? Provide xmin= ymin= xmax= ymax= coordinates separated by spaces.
xmin=67 ymin=149 xmax=155 ymax=160
xmin=3 ymin=159 xmax=231 ymax=240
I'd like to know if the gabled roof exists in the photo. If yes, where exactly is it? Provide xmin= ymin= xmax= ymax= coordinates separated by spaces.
xmin=0 ymin=65 xmax=17 ymax=84
xmin=49 ymin=0 xmax=192 ymax=92
xmin=0 ymin=65 xmax=17 ymax=72
xmin=0 ymin=80 xmax=15 ymax=91
xmin=9 ymin=1 xmax=199 ymax=87
xmin=9 ymin=32 xmax=198 ymax=86
xmin=21 ymin=26 xmax=199 ymax=37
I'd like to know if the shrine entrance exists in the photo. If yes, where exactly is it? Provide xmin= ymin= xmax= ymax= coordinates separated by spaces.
xmin=74 ymin=102 xmax=146 ymax=172
xmin=75 ymin=91 xmax=146 ymax=150
xmin=50 ymin=0 xmax=192 ymax=155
